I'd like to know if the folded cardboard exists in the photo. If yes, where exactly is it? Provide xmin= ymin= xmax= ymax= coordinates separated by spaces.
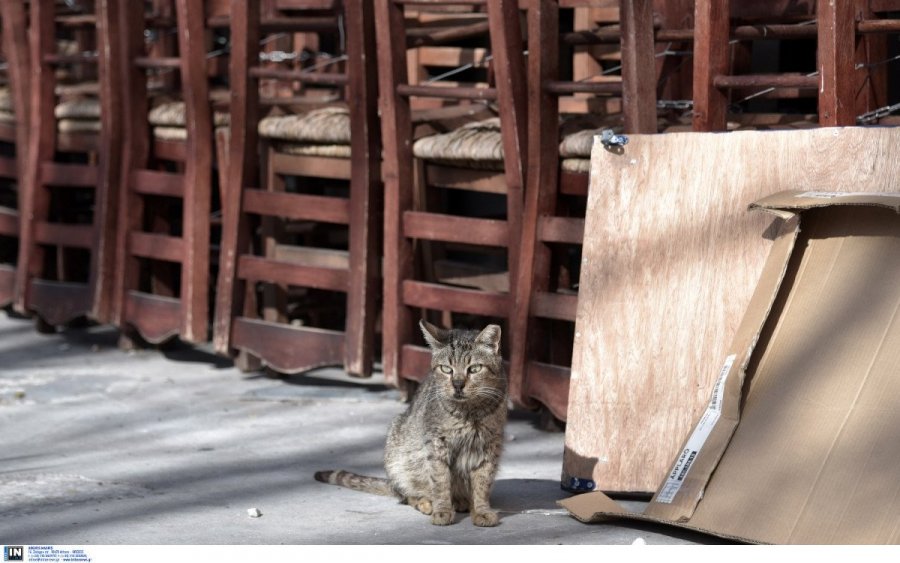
xmin=561 ymin=191 xmax=900 ymax=544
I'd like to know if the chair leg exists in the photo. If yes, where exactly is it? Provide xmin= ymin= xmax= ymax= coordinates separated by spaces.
xmin=692 ymin=0 xmax=730 ymax=131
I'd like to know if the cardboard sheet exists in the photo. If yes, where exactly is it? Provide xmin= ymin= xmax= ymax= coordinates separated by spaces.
xmin=561 ymin=191 xmax=900 ymax=544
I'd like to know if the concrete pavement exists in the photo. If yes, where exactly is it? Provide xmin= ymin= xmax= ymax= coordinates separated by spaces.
xmin=0 ymin=312 xmax=717 ymax=545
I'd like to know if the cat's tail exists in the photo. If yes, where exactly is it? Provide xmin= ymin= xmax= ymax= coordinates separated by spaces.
xmin=314 ymin=470 xmax=395 ymax=497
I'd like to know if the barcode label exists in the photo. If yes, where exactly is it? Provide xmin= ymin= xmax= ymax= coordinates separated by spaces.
xmin=796 ymin=191 xmax=845 ymax=199
xmin=657 ymin=354 xmax=736 ymax=504
xmin=709 ymin=354 xmax=735 ymax=412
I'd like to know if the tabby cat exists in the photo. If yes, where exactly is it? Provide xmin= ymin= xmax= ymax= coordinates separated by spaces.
xmin=315 ymin=320 xmax=508 ymax=527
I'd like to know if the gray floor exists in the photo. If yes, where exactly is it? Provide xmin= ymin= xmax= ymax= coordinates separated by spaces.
xmin=0 ymin=312 xmax=718 ymax=545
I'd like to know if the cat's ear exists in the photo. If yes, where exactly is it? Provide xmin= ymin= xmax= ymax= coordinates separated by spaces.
xmin=475 ymin=324 xmax=501 ymax=354
xmin=420 ymin=319 xmax=450 ymax=349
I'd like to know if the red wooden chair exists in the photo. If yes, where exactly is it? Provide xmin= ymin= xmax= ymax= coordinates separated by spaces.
xmin=112 ymin=0 xmax=228 ymax=346
xmin=693 ymin=0 xmax=900 ymax=131
xmin=213 ymin=0 xmax=381 ymax=377
xmin=375 ymin=0 xmax=527 ymax=393
xmin=0 ymin=2 xmax=30 ymax=309
xmin=15 ymin=0 xmax=123 ymax=328
xmin=510 ymin=0 xmax=688 ymax=423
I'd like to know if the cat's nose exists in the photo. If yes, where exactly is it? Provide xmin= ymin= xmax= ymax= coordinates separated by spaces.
xmin=452 ymin=379 xmax=465 ymax=393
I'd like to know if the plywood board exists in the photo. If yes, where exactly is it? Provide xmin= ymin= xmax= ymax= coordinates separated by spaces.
xmin=564 ymin=127 xmax=900 ymax=493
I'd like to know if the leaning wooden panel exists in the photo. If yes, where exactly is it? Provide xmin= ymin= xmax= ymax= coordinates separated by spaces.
xmin=564 ymin=127 xmax=900 ymax=494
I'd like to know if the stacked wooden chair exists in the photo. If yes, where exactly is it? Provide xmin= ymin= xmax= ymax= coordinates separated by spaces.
xmin=16 ymin=0 xmax=123 ymax=329
xmin=213 ymin=0 xmax=381 ymax=377
xmin=0 ymin=2 xmax=29 ymax=309
xmin=112 ymin=0 xmax=228 ymax=346
xmin=508 ymin=0 xmax=669 ymax=422
xmin=375 ymin=0 xmax=527 ymax=392
xmin=693 ymin=0 xmax=900 ymax=131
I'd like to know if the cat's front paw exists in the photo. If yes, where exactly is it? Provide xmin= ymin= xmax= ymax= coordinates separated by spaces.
xmin=431 ymin=510 xmax=455 ymax=526
xmin=472 ymin=510 xmax=499 ymax=527
xmin=415 ymin=498 xmax=433 ymax=515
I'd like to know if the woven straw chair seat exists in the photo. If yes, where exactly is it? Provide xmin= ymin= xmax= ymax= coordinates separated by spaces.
xmin=273 ymin=142 xmax=352 ymax=158
xmin=412 ymin=118 xmax=505 ymax=171
xmin=258 ymin=106 xmax=351 ymax=144
xmin=152 ymin=126 xmax=188 ymax=141
xmin=148 ymin=101 xmax=230 ymax=128
xmin=560 ymin=158 xmax=590 ymax=174
xmin=58 ymin=118 xmax=101 ymax=133
xmin=55 ymin=82 xmax=100 ymax=97
xmin=258 ymin=107 xmax=352 ymax=157
xmin=558 ymin=128 xmax=602 ymax=159
xmin=0 ymin=88 xmax=12 ymax=113
xmin=54 ymin=98 xmax=101 ymax=120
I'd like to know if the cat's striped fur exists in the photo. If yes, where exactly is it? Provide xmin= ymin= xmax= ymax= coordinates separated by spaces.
xmin=314 ymin=320 xmax=508 ymax=526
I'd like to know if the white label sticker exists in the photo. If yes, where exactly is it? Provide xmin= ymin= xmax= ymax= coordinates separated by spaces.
xmin=796 ymin=191 xmax=900 ymax=199
xmin=657 ymin=354 xmax=736 ymax=504
xmin=796 ymin=191 xmax=844 ymax=199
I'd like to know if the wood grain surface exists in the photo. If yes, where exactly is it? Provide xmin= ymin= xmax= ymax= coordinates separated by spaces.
xmin=565 ymin=127 xmax=900 ymax=493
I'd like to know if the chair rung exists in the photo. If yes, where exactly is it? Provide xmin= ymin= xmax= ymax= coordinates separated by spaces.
xmin=855 ymin=19 xmax=900 ymax=34
xmin=124 ymin=291 xmax=182 ymax=344
xmin=396 ymin=0 xmax=487 ymax=4
xmin=249 ymin=68 xmax=348 ymax=87
xmin=135 ymin=56 xmax=181 ymax=69
xmin=531 ymin=291 xmax=578 ymax=322
xmin=416 ymin=46 xmax=490 ymax=68
xmin=397 ymin=83 xmax=497 ymax=101
xmin=400 ymin=344 xmax=432 ymax=383
xmin=56 ymin=14 xmax=97 ymax=27
xmin=538 ymin=217 xmax=584 ymax=245
xmin=0 ymin=206 xmax=17 ymax=237
xmin=132 ymin=169 xmax=184 ymax=198
xmin=253 ymin=0 xmax=335 ymax=10
xmin=272 ymin=245 xmax=350 ymax=270
xmin=713 ymin=73 xmax=818 ymax=89
xmin=524 ymin=361 xmax=571 ymax=423
xmin=231 ymin=317 xmax=345 ymax=375
xmin=238 ymin=255 xmax=349 ymax=292
xmin=0 ymin=155 xmax=17 ymax=178
xmin=402 ymin=280 xmax=509 ymax=318
xmin=560 ymin=170 xmax=589 ymax=197
xmin=407 ymin=20 xmax=491 ymax=47
xmin=242 ymin=190 xmax=350 ymax=224
xmin=40 ymin=162 xmax=97 ymax=187
xmin=34 ymin=221 xmax=92 ymax=248
xmin=227 ymin=16 xmax=340 ymax=32
xmin=546 ymin=80 xmax=623 ymax=95
xmin=0 ymin=265 xmax=13 ymax=300
xmin=153 ymin=138 xmax=188 ymax=162
xmin=269 ymin=151 xmax=352 ymax=180
xmin=29 ymin=279 xmax=92 ymax=326
xmin=44 ymin=53 xmax=97 ymax=65
xmin=425 ymin=164 xmax=508 ymax=194
xmin=129 ymin=232 xmax=185 ymax=263
xmin=403 ymin=211 xmax=508 ymax=247
xmin=57 ymin=132 xmax=100 ymax=153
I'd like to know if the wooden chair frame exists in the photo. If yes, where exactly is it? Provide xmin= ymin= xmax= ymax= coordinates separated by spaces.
xmin=693 ymin=0 xmax=900 ymax=131
xmin=0 ymin=2 xmax=30 ymax=308
xmin=507 ymin=0 xmax=659 ymax=420
xmin=376 ymin=0 xmax=528 ymax=390
xmin=213 ymin=0 xmax=381 ymax=377
xmin=113 ymin=0 xmax=217 ymax=345
xmin=15 ymin=0 xmax=123 ymax=327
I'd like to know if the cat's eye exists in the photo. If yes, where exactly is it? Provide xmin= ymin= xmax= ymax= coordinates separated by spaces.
xmin=467 ymin=364 xmax=483 ymax=374
xmin=438 ymin=365 xmax=453 ymax=375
